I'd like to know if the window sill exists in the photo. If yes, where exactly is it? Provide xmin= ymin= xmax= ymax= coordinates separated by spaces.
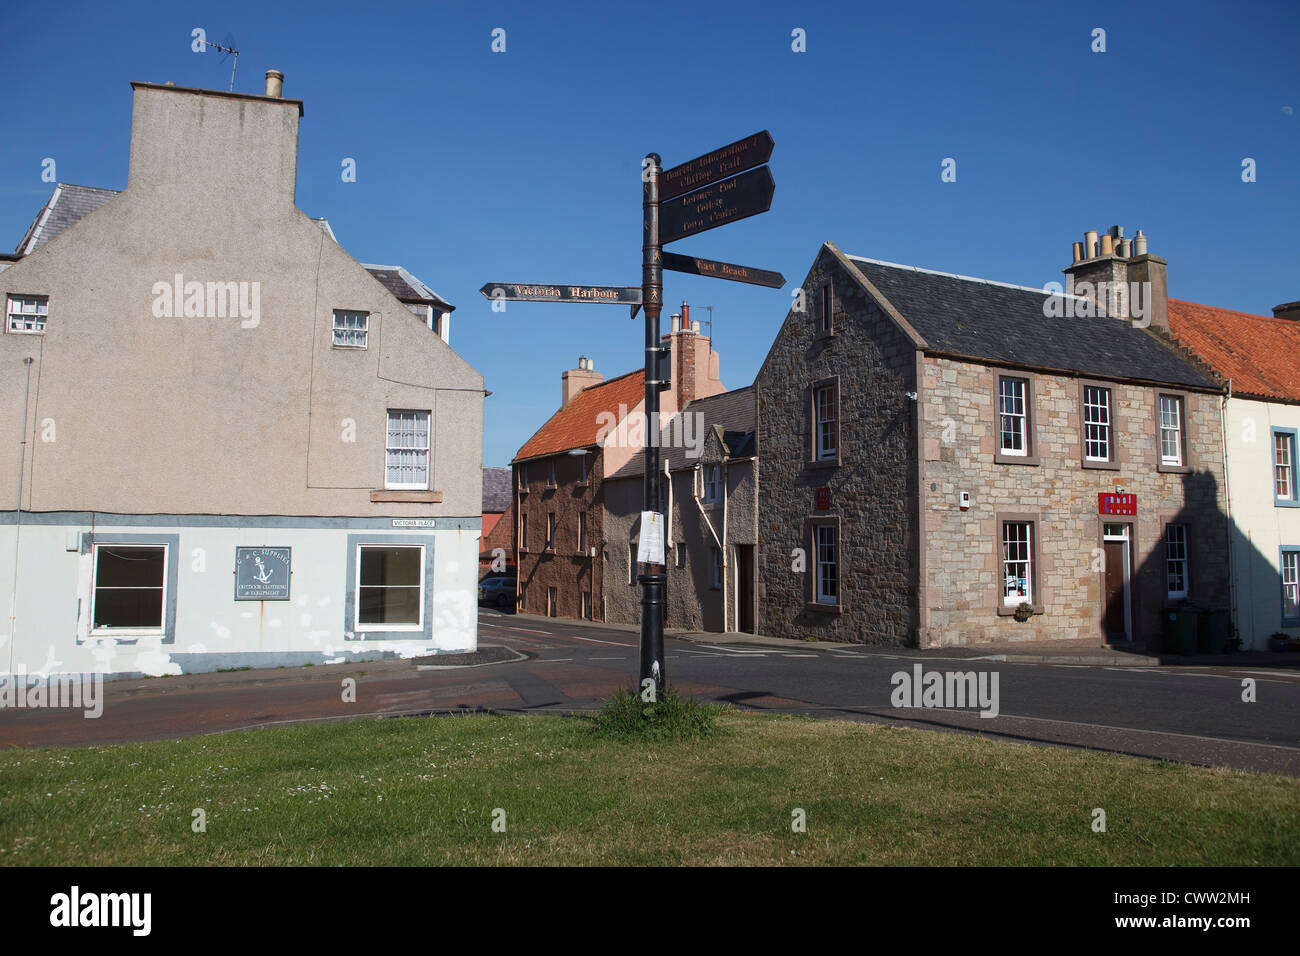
xmin=1274 ymin=499 xmax=1300 ymax=509
xmin=805 ymin=601 xmax=842 ymax=614
xmin=1157 ymin=463 xmax=1191 ymax=474
xmin=994 ymin=452 xmax=1040 ymax=466
xmin=331 ymin=343 xmax=368 ymax=350
xmin=1081 ymin=459 xmax=1120 ymax=471
xmin=372 ymin=490 xmax=443 ymax=503
xmin=806 ymin=458 xmax=841 ymax=470
xmin=90 ymin=628 xmax=165 ymax=638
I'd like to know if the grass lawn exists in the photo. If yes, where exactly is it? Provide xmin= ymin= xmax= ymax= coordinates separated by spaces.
xmin=1 ymin=711 xmax=1296 ymax=865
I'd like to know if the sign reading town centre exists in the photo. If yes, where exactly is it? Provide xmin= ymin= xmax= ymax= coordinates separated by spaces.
xmin=234 ymin=547 xmax=292 ymax=601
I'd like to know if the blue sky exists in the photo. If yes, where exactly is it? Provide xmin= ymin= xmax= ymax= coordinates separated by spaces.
xmin=1 ymin=0 xmax=1296 ymax=466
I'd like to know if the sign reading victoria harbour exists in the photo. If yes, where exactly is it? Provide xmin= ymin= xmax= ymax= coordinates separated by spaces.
xmin=479 ymin=283 xmax=643 ymax=305
xmin=234 ymin=547 xmax=292 ymax=601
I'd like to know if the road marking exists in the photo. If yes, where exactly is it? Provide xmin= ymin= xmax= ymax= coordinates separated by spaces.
xmin=590 ymin=656 xmax=626 ymax=661
xmin=782 ymin=654 xmax=818 ymax=658
xmin=479 ymin=622 xmax=553 ymax=636
xmin=532 ymin=658 xmax=572 ymax=663
xmin=557 ymin=633 xmax=637 ymax=647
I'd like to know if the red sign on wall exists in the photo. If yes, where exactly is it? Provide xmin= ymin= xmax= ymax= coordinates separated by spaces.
xmin=815 ymin=487 xmax=831 ymax=511
xmin=1098 ymin=493 xmax=1137 ymax=515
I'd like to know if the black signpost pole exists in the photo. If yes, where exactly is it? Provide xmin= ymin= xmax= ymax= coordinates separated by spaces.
xmin=639 ymin=153 xmax=666 ymax=701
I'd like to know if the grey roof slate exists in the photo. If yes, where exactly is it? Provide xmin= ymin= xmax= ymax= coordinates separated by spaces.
xmin=15 ymin=184 xmax=119 ymax=254
xmin=847 ymin=256 xmax=1219 ymax=391
xmin=482 ymin=467 xmax=512 ymax=513
xmin=609 ymin=386 xmax=755 ymax=481
xmin=361 ymin=263 xmax=454 ymax=311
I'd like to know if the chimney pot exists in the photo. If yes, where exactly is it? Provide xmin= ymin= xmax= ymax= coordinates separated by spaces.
xmin=1100 ymin=234 xmax=1114 ymax=256
xmin=1072 ymin=241 xmax=1084 ymax=263
xmin=265 ymin=70 xmax=284 ymax=98
xmin=1119 ymin=238 xmax=1132 ymax=258
xmin=1134 ymin=230 xmax=1148 ymax=256
xmin=691 ymin=320 xmax=700 ymax=334
xmin=1084 ymin=231 xmax=1099 ymax=259
xmin=670 ymin=313 xmax=680 ymax=333
xmin=681 ymin=301 xmax=690 ymax=324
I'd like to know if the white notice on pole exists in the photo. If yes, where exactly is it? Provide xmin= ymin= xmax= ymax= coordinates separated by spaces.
xmin=636 ymin=511 xmax=666 ymax=565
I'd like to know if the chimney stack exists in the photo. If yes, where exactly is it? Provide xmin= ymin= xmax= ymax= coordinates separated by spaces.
xmin=265 ymin=70 xmax=284 ymax=98
xmin=561 ymin=356 xmax=602 ymax=409
xmin=1063 ymin=225 xmax=1168 ymax=331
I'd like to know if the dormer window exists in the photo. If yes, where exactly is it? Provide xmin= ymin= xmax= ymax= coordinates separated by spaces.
xmin=7 ymin=295 xmax=47 ymax=334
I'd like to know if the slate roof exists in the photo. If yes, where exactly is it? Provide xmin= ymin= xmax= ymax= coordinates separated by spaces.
xmin=482 ymin=466 xmax=512 ymax=513
xmin=8 ymin=185 xmax=454 ymax=313
xmin=514 ymin=369 xmax=644 ymax=462
xmin=361 ymin=263 xmax=454 ymax=311
xmin=1168 ymin=299 xmax=1300 ymax=404
xmin=845 ymin=255 xmax=1219 ymax=391
xmin=14 ymin=184 xmax=119 ymax=254
xmin=609 ymin=386 xmax=756 ymax=480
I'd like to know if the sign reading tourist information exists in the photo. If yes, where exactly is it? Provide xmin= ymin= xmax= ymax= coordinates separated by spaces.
xmin=661 ymin=252 xmax=785 ymax=289
xmin=234 ymin=547 xmax=292 ymax=601
xmin=659 ymin=130 xmax=774 ymax=202
xmin=1098 ymin=493 xmax=1137 ymax=515
xmin=659 ymin=166 xmax=776 ymax=245
xmin=479 ymin=283 xmax=643 ymax=305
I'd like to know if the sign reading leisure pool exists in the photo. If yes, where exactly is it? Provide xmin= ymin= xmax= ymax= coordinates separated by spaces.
xmin=234 ymin=547 xmax=292 ymax=601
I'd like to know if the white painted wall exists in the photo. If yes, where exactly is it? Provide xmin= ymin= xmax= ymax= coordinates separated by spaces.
xmin=0 ymin=520 xmax=479 ymax=676
xmin=1226 ymin=396 xmax=1300 ymax=649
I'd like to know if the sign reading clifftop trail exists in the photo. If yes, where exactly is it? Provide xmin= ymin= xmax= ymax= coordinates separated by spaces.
xmin=480 ymin=129 xmax=782 ymax=702
xmin=658 ymin=130 xmax=774 ymax=202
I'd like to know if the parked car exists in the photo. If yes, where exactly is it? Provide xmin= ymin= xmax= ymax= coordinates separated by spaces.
xmin=478 ymin=576 xmax=517 ymax=609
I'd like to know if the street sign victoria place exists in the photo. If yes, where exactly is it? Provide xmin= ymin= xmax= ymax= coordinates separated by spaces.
xmin=479 ymin=283 xmax=643 ymax=305
xmin=658 ymin=166 xmax=775 ymax=245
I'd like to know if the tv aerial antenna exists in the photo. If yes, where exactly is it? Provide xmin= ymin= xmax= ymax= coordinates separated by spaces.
xmin=198 ymin=34 xmax=240 ymax=91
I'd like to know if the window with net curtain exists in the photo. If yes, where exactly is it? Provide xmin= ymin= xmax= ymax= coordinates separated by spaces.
xmin=385 ymin=410 xmax=430 ymax=489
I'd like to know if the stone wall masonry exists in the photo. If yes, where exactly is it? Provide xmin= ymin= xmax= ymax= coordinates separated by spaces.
xmin=756 ymin=248 xmax=919 ymax=644
xmin=920 ymin=355 xmax=1228 ymax=647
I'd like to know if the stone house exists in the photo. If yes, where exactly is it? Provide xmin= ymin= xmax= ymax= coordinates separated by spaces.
xmin=755 ymin=237 xmax=1228 ymax=648
xmin=1165 ymin=299 xmax=1300 ymax=649
xmin=0 ymin=73 xmax=484 ymax=676
xmin=512 ymin=305 xmax=724 ymax=620
xmin=604 ymin=386 xmax=757 ymax=633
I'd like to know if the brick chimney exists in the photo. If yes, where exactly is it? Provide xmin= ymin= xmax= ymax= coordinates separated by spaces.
xmin=1063 ymin=225 xmax=1168 ymax=331
xmin=561 ymin=356 xmax=602 ymax=408
xmin=659 ymin=300 xmax=725 ymax=412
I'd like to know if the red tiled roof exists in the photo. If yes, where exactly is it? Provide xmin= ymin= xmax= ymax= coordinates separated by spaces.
xmin=514 ymin=369 xmax=644 ymax=461
xmin=1168 ymin=299 xmax=1300 ymax=403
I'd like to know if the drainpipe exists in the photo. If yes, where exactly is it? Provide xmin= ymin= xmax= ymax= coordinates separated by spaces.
xmin=8 ymin=357 xmax=33 ymax=673
xmin=691 ymin=465 xmax=726 ymax=632
xmin=1221 ymin=381 xmax=1238 ymax=646
xmin=722 ymin=460 xmax=729 ymax=635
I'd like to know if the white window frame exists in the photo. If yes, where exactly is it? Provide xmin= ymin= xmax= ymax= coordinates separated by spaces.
xmin=332 ymin=309 xmax=369 ymax=348
xmin=1165 ymin=523 xmax=1189 ymax=600
xmin=354 ymin=544 xmax=425 ymax=632
xmin=1083 ymin=385 xmax=1111 ymax=462
xmin=1002 ymin=522 xmax=1033 ymax=606
xmin=1282 ymin=550 xmax=1300 ymax=624
xmin=6 ymin=294 xmax=48 ymax=334
xmin=384 ymin=409 xmax=431 ymax=490
xmin=703 ymin=464 xmax=723 ymax=504
xmin=90 ymin=543 xmax=169 ymax=636
xmin=999 ymin=377 xmax=1029 ymax=457
xmin=1274 ymin=430 xmax=1296 ymax=501
xmin=815 ymin=384 xmax=838 ymax=461
xmin=1159 ymin=394 xmax=1184 ymax=467
xmin=814 ymin=524 xmax=838 ymax=605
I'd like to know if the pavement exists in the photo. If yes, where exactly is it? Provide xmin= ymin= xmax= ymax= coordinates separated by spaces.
xmin=2 ymin=609 xmax=1297 ymax=775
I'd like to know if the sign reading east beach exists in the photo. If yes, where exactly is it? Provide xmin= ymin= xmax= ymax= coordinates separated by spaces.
xmin=661 ymin=252 xmax=784 ymax=289
xmin=478 ymin=283 xmax=643 ymax=305
xmin=234 ymin=547 xmax=292 ymax=601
